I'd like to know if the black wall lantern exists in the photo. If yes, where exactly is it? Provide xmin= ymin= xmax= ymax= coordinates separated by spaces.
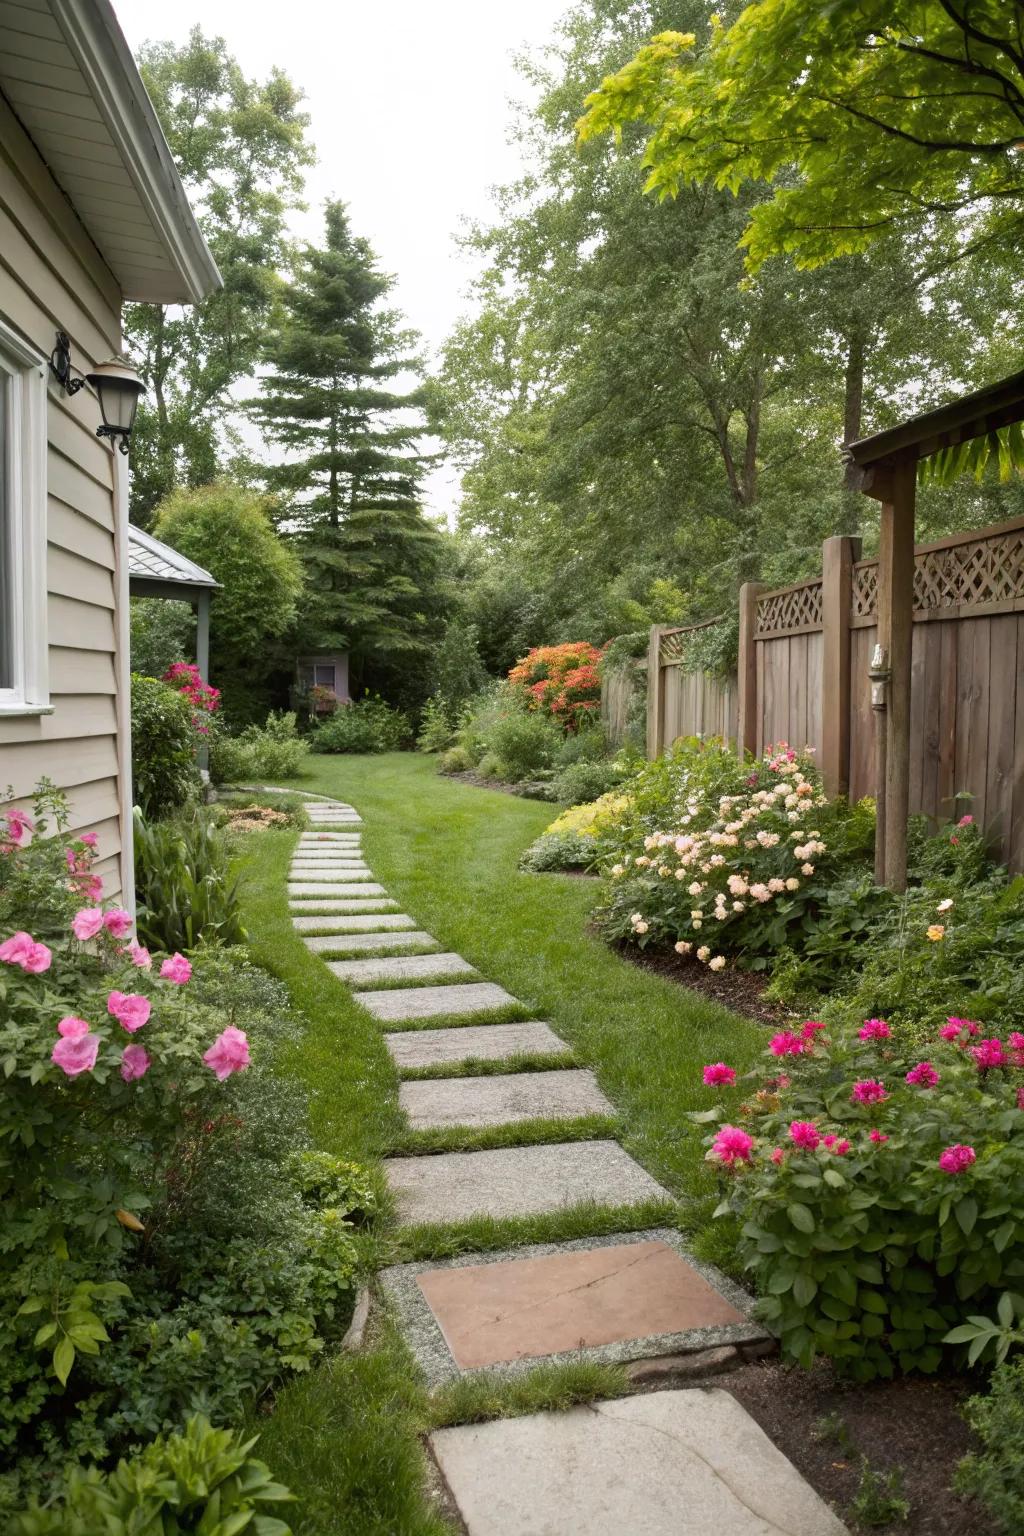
xmin=49 ymin=331 xmax=145 ymax=455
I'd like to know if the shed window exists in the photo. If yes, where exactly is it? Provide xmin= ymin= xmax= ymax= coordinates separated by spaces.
xmin=0 ymin=320 xmax=48 ymax=713
xmin=313 ymin=664 xmax=336 ymax=689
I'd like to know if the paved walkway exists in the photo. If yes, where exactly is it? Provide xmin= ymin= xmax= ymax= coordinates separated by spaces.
xmin=286 ymin=798 xmax=847 ymax=1535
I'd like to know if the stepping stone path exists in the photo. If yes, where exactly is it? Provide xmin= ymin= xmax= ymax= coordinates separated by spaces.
xmin=275 ymin=792 xmax=846 ymax=1535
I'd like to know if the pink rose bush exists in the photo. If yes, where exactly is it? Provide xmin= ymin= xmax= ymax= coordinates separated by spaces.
xmin=162 ymin=661 xmax=220 ymax=738
xmin=695 ymin=1010 xmax=1024 ymax=1379
xmin=598 ymin=740 xmax=844 ymax=969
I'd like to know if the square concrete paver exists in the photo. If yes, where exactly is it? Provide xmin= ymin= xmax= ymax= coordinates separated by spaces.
xmin=384 ymin=1140 xmax=670 ymax=1226
xmin=292 ymin=913 xmax=415 ymax=933
xmin=385 ymin=1020 xmax=567 ymax=1070
xmin=289 ymin=863 xmax=372 ymax=874
xmin=399 ymin=1069 xmax=612 ymax=1130
xmin=380 ymin=1229 xmax=769 ymax=1385
xmin=306 ymin=930 xmax=438 ymax=956
xmin=358 ymin=980 xmax=518 ymax=1024
xmin=328 ymin=952 xmax=475 ymax=986
xmin=287 ymin=877 xmax=377 ymax=894
xmin=288 ymin=884 xmax=387 ymax=901
xmin=429 ymin=1390 xmax=847 ymax=1535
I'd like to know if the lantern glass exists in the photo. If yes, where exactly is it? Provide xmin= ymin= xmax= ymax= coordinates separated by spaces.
xmin=85 ymin=358 xmax=145 ymax=443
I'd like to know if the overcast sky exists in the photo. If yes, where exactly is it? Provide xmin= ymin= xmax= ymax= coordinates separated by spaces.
xmin=118 ymin=0 xmax=569 ymax=519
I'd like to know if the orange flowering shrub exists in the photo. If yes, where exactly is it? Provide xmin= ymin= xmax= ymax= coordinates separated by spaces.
xmin=508 ymin=643 xmax=603 ymax=730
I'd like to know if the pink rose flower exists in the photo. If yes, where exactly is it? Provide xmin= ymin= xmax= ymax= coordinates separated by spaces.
xmin=971 ymin=1038 xmax=1008 ymax=1070
xmin=869 ymin=1129 xmax=889 ymax=1144
xmin=801 ymin=1020 xmax=826 ymax=1042
xmin=906 ymin=1061 xmax=939 ymax=1088
xmin=770 ymin=1147 xmax=785 ymax=1165
xmin=102 ymin=908 xmax=133 ymax=939
xmin=0 ymin=930 xmax=51 ymax=973
xmin=203 ymin=1025 xmax=250 ymax=1080
xmin=120 ymin=1043 xmax=151 ymax=1082
xmin=1010 ymin=1033 xmax=1024 ymax=1068
xmin=702 ymin=1062 xmax=737 ymax=1087
xmin=52 ymin=1028 xmax=99 ymax=1077
xmin=789 ymin=1120 xmax=820 ymax=1150
xmin=80 ymin=832 xmax=98 ymax=849
xmin=58 ymin=1015 xmax=91 ymax=1039
xmin=769 ymin=1031 xmax=806 ymax=1057
xmin=858 ymin=1018 xmax=891 ymax=1041
xmin=107 ymin=991 xmax=151 ymax=1033
xmin=72 ymin=907 xmax=105 ymax=942
xmin=851 ymin=1079 xmax=889 ymax=1105
xmin=122 ymin=941 xmax=152 ymax=970
xmin=22 ymin=939 xmax=52 ymax=974
xmin=938 ymin=1143 xmax=976 ymax=1175
xmin=957 ymin=814 xmax=974 ymax=827
xmin=160 ymin=952 xmax=192 ymax=985
xmin=4 ymin=808 xmax=33 ymax=845
xmin=84 ymin=875 xmax=103 ymax=902
xmin=710 ymin=1124 xmax=754 ymax=1165
xmin=823 ymin=1134 xmax=850 ymax=1155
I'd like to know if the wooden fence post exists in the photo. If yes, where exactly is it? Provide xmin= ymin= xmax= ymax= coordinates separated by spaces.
xmin=820 ymin=534 xmax=860 ymax=798
xmin=737 ymin=584 xmax=766 ymax=760
xmin=877 ymin=456 xmax=917 ymax=892
xmin=646 ymin=625 xmax=664 ymax=758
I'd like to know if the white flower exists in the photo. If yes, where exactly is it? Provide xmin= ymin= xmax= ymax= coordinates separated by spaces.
xmin=768 ymin=878 xmax=785 ymax=893
xmin=749 ymin=883 xmax=772 ymax=903
xmin=708 ymin=955 xmax=726 ymax=972
xmin=785 ymin=877 xmax=800 ymax=891
xmin=692 ymin=918 xmax=703 ymax=930
xmin=714 ymin=907 xmax=728 ymax=920
xmin=658 ymin=865 xmax=671 ymax=878
xmin=611 ymin=864 xmax=624 ymax=878
xmin=630 ymin=912 xmax=643 ymax=925
xmin=732 ymin=900 xmax=745 ymax=912
xmin=937 ymin=898 xmax=953 ymax=913
xmin=688 ymin=881 xmax=704 ymax=897
xmin=697 ymin=945 xmax=711 ymax=962
xmin=801 ymin=863 xmax=815 ymax=876
xmin=674 ymin=940 xmax=692 ymax=955
xmin=634 ymin=921 xmax=649 ymax=935
xmin=727 ymin=874 xmax=748 ymax=896
xmin=636 ymin=856 xmax=650 ymax=867
xmin=690 ymin=909 xmax=704 ymax=921
xmin=675 ymin=868 xmax=688 ymax=881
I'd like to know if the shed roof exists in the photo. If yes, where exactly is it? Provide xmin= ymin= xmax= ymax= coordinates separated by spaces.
xmin=0 ymin=0 xmax=221 ymax=304
xmin=128 ymin=525 xmax=219 ymax=598
xmin=848 ymin=368 xmax=1024 ymax=471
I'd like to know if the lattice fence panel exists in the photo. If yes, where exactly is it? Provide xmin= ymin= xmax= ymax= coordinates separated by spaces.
xmin=850 ymin=529 xmax=1024 ymax=622
xmin=852 ymin=562 xmax=878 ymax=619
xmin=659 ymin=629 xmax=688 ymax=666
xmin=755 ymin=581 xmax=823 ymax=637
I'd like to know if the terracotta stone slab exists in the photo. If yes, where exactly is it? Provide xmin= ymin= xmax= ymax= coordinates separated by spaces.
xmin=306 ymin=930 xmax=437 ymax=955
xmin=385 ymin=1020 xmax=567 ymax=1069
xmin=292 ymin=913 xmax=415 ymax=933
xmin=429 ymin=1391 xmax=848 ymax=1535
xmin=358 ymin=981 xmax=517 ymax=1023
xmin=328 ymin=952 xmax=474 ymax=986
xmin=399 ymin=1069 xmax=611 ymax=1130
xmin=385 ymin=1140 xmax=670 ymax=1226
xmin=418 ymin=1239 xmax=743 ymax=1369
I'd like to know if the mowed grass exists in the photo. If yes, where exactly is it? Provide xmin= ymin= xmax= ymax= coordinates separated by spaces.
xmin=232 ymin=753 xmax=764 ymax=1535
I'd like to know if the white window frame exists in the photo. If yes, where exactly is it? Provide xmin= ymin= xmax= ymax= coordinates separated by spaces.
xmin=0 ymin=319 xmax=49 ymax=715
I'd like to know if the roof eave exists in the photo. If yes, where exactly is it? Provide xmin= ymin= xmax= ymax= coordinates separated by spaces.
xmin=49 ymin=0 xmax=222 ymax=306
xmin=848 ymin=367 xmax=1024 ymax=471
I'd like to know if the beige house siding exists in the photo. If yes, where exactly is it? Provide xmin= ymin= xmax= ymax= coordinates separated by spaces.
xmin=0 ymin=91 xmax=131 ymax=897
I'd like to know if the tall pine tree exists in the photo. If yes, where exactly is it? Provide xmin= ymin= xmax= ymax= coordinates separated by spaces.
xmin=253 ymin=202 xmax=442 ymax=701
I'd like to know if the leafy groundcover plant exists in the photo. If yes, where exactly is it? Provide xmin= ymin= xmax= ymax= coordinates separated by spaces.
xmin=0 ymin=787 xmax=371 ymax=1514
xmin=698 ymin=1014 xmax=1024 ymax=1381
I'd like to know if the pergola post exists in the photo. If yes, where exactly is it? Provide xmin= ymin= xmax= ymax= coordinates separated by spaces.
xmin=874 ymin=456 xmax=917 ymax=892
xmin=196 ymin=589 xmax=211 ymax=777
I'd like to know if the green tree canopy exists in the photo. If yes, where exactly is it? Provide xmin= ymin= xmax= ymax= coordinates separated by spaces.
xmin=152 ymin=482 xmax=303 ymax=721
xmin=578 ymin=3 xmax=1024 ymax=272
xmin=252 ymin=202 xmax=444 ymax=705
xmin=126 ymin=27 xmax=313 ymax=521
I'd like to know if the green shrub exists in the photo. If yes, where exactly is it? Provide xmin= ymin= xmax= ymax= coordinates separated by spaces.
xmin=11 ymin=1414 xmax=294 ymax=1535
xmin=955 ymin=1355 xmax=1024 ymax=1528
xmin=133 ymin=807 xmax=246 ymax=952
xmin=454 ymin=682 xmax=514 ymax=764
xmin=129 ymin=597 xmax=192 ymax=679
xmin=701 ymin=1014 xmax=1024 ymax=1381
xmin=0 ymin=783 xmax=82 ymax=941
xmin=311 ymin=696 xmax=410 ymax=754
xmin=130 ymin=674 xmax=200 ymax=819
xmin=477 ymin=751 xmax=503 ymax=779
xmin=438 ymin=746 xmax=473 ymax=775
xmin=210 ymin=712 xmax=310 ymax=784
xmin=553 ymin=726 xmax=610 ymax=767
xmin=484 ymin=711 xmax=560 ymax=782
xmin=550 ymin=758 xmax=625 ymax=807
xmin=519 ymin=830 xmax=599 ymax=873
xmin=416 ymin=697 xmax=457 ymax=754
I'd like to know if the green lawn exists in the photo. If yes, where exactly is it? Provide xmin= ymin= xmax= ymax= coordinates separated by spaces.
xmin=234 ymin=752 xmax=764 ymax=1535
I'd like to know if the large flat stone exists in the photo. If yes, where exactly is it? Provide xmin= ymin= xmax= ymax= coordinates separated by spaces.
xmin=385 ymin=1020 xmax=568 ymax=1070
xmin=287 ymin=884 xmax=386 ymax=897
xmin=298 ymin=834 xmax=362 ymax=843
xmin=328 ymin=952 xmax=474 ymax=986
xmin=429 ymin=1390 xmax=847 ymax=1535
xmin=287 ymin=877 xmax=378 ymax=894
xmin=288 ymin=884 xmax=387 ymax=901
xmin=306 ymin=930 xmax=437 ymax=955
xmin=289 ymin=865 xmax=373 ymax=876
xmin=379 ymin=1230 xmax=769 ymax=1386
xmin=292 ymin=913 xmax=415 ymax=933
xmin=399 ymin=1069 xmax=612 ymax=1130
xmin=384 ymin=1140 xmax=670 ymax=1226
xmin=358 ymin=981 xmax=517 ymax=1023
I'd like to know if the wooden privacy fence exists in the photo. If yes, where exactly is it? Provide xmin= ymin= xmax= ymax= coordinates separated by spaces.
xmin=601 ymin=657 xmax=646 ymax=748
xmin=734 ymin=516 xmax=1024 ymax=870
xmin=646 ymin=618 xmax=738 ymax=756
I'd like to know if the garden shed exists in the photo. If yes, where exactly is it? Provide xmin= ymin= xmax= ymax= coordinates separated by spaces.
xmin=127 ymin=525 xmax=220 ymax=685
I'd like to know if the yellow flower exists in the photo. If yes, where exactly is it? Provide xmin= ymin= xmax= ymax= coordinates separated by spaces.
xmin=926 ymin=924 xmax=945 ymax=942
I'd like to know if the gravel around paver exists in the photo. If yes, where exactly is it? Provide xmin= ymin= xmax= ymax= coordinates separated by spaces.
xmin=384 ymin=1020 xmax=568 ymax=1069
xmin=328 ymin=952 xmax=475 ymax=986
xmin=398 ymin=1068 xmax=613 ymax=1129
xmin=429 ymin=1390 xmax=848 ymax=1535
xmin=357 ymin=981 xmax=519 ymax=1023
xmin=384 ymin=1140 xmax=671 ymax=1225
xmin=305 ymin=930 xmax=439 ymax=956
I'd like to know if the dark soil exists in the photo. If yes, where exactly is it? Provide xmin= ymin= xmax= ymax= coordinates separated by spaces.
xmin=615 ymin=939 xmax=794 ymax=1028
xmin=444 ymin=770 xmax=552 ymax=802
xmin=722 ymin=1359 xmax=995 ymax=1536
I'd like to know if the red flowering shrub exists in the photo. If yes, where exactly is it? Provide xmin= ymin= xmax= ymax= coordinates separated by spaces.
xmin=162 ymin=662 xmax=220 ymax=738
xmin=508 ymin=643 xmax=603 ymax=730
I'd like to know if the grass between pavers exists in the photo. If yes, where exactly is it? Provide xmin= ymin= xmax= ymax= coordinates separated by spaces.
xmin=398 ymin=1051 xmax=580 ymax=1080
xmin=367 ymin=1001 xmax=532 ymax=1032
xmin=429 ymin=1359 xmax=630 ymax=1428
xmin=386 ymin=1112 xmax=621 ymax=1158
xmin=382 ymin=1197 xmax=681 ymax=1266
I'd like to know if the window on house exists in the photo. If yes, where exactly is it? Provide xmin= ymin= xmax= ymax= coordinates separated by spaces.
xmin=0 ymin=322 xmax=48 ymax=713
xmin=314 ymin=664 xmax=336 ymax=689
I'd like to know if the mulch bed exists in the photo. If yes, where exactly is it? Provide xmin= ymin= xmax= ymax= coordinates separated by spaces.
xmin=613 ymin=938 xmax=794 ymax=1028
xmin=443 ymin=770 xmax=552 ymax=802
xmin=722 ymin=1359 xmax=994 ymax=1535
